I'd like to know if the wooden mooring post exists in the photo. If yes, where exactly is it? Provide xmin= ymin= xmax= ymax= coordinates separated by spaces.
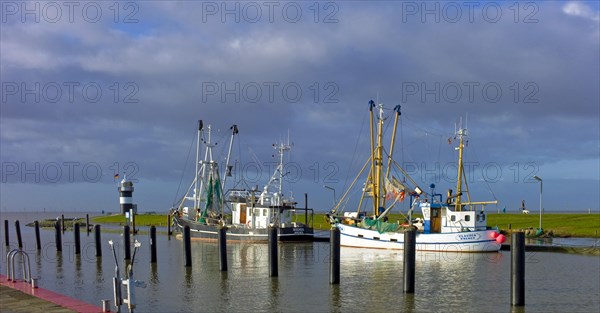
xmin=268 ymin=226 xmax=278 ymax=277
xmin=150 ymin=226 xmax=157 ymax=263
xmin=86 ymin=214 xmax=90 ymax=235
xmin=123 ymin=225 xmax=131 ymax=260
xmin=329 ymin=227 xmax=340 ymax=284
xmin=74 ymin=223 xmax=81 ymax=255
xmin=184 ymin=225 xmax=192 ymax=267
xmin=94 ymin=225 xmax=102 ymax=257
xmin=218 ymin=226 xmax=228 ymax=272
xmin=34 ymin=221 xmax=41 ymax=250
xmin=403 ymin=229 xmax=416 ymax=293
xmin=4 ymin=220 xmax=9 ymax=247
xmin=14 ymin=220 xmax=22 ymax=249
xmin=511 ymin=231 xmax=525 ymax=306
xmin=55 ymin=221 xmax=62 ymax=252
xmin=167 ymin=214 xmax=172 ymax=238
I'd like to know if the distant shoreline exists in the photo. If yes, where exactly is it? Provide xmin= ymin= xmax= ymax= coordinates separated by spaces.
xmin=2 ymin=209 xmax=599 ymax=214
xmin=3 ymin=211 xmax=598 ymax=238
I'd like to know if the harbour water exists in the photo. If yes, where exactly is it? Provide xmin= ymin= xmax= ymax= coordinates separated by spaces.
xmin=1 ymin=212 xmax=599 ymax=312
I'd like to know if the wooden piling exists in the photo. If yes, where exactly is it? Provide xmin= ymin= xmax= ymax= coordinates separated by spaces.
xmin=55 ymin=221 xmax=62 ymax=252
xmin=403 ymin=229 xmax=416 ymax=293
xmin=14 ymin=220 xmax=22 ymax=249
xmin=184 ymin=225 xmax=192 ymax=267
xmin=74 ymin=223 xmax=81 ymax=255
xmin=131 ymin=212 xmax=136 ymax=235
xmin=150 ymin=226 xmax=157 ymax=263
xmin=86 ymin=214 xmax=90 ymax=235
xmin=218 ymin=226 xmax=228 ymax=272
xmin=268 ymin=226 xmax=278 ymax=277
xmin=304 ymin=193 xmax=308 ymax=225
xmin=34 ymin=221 xmax=41 ymax=250
xmin=123 ymin=225 xmax=131 ymax=260
xmin=94 ymin=225 xmax=102 ymax=257
xmin=511 ymin=231 xmax=525 ymax=306
xmin=4 ymin=220 xmax=9 ymax=246
xmin=167 ymin=214 xmax=172 ymax=238
xmin=329 ymin=227 xmax=340 ymax=284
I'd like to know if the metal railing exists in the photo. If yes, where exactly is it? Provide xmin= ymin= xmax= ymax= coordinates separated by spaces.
xmin=6 ymin=249 xmax=32 ymax=283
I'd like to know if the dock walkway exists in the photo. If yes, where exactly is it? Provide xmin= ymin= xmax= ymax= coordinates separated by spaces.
xmin=0 ymin=275 xmax=102 ymax=313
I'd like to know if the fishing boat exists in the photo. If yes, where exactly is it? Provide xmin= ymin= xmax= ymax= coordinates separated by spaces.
xmin=326 ymin=101 xmax=505 ymax=252
xmin=171 ymin=120 xmax=314 ymax=241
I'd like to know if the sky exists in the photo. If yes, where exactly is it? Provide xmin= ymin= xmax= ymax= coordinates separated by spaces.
xmin=1 ymin=1 xmax=599 ymax=213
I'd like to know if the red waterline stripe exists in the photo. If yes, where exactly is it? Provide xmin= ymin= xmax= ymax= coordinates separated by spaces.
xmin=0 ymin=274 xmax=104 ymax=313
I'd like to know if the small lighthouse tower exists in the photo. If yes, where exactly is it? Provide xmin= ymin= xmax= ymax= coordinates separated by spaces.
xmin=118 ymin=176 xmax=134 ymax=216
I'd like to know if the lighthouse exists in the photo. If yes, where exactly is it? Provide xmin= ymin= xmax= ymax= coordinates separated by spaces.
xmin=118 ymin=176 xmax=134 ymax=216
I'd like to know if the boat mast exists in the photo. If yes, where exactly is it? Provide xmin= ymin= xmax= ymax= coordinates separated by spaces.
xmin=374 ymin=103 xmax=385 ymax=216
xmin=368 ymin=100 xmax=377 ymax=215
xmin=385 ymin=105 xmax=401 ymax=181
xmin=194 ymin=120 xmax=203 ymax=211
xmin=222 ymin=124 xmax=238 ymax=189
xmin=198 ymin=125 xmax=214 ymax=217
xmin=276 ymin=141 xmax=291 ymax=195
xmin=455 ymin=120 xmax=466 ymax=211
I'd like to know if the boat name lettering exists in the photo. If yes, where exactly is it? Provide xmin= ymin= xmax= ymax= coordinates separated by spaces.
xmin=457 ymin=233 xmax=480 ymax=241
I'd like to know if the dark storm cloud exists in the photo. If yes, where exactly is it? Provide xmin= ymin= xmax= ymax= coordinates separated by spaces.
xmin=1 ymin=1 xmax=598 ymax=211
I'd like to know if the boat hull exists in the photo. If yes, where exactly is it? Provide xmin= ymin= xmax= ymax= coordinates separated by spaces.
xmin=337 ymin=224 xmax=501 ymax=252
xmin=173 ymin=216 xmax=314 ymax=242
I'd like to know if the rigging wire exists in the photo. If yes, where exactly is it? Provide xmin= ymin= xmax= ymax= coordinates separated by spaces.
xmin=469 ymin=138 xmax=499 ymax=204
xmin=172 ymin=126 xmax=198 ymax=207
xmin=341 ymin=109 xmax=368 ymax=194
xmin=399 ymin=114 xmax=405 ymax=166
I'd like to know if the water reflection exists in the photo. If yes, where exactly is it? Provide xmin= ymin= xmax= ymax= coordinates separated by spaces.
xmin=511 ymin=306 xmax=526 ymax=313
xmin=402 ymin=293 xmax=416 ymax=313
xmin=1 ymin=211 xmax=598 ymax=313
xmin=150 ymin=263 xmax=159 ymax=283
xmin=184 ymin=266 xmax=193 ymax=287
xmin=268 ymin=278 xmax=279 ymax=311
xmin=329 ymin=284 xmax=341 ymax=313
xmin=55 ymin=252 xmax=63 ymax=278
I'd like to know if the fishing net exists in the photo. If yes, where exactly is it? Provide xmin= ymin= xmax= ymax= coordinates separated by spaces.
xmin=361 ymin=218 xmax=399 ymax=234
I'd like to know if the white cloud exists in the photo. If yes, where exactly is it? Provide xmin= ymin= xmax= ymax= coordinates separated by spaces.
xmin=563 ymin=1 xmax=600 ymax=21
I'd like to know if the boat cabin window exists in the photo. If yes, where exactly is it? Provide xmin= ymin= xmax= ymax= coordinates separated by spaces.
xmin=432 ymin=209 xmax=439 ymax=217
xmin=451 ymin=215 xmax=456 ymax=221
xmin=263 ymin=209 xmax=267 ymax=216
xmin=465 ymin=215 xmax=470 ymax=222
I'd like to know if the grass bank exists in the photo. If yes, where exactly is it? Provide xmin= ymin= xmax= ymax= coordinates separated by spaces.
xmin=487 ymin=213 xmax=599 ymax=238
xmin=303 ymin=212 xmax=599 ymax=237
xmin=93 ymin=212 xmax=600 ymax=238
xmin=91 ymin=214 xmax=170 ymax=227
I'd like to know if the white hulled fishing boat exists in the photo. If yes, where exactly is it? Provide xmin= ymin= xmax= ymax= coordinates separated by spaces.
xmin=171 ymin=120 xmax=313 ymax=241
xmin=327 ymin=101 xmax=505 ymax=252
